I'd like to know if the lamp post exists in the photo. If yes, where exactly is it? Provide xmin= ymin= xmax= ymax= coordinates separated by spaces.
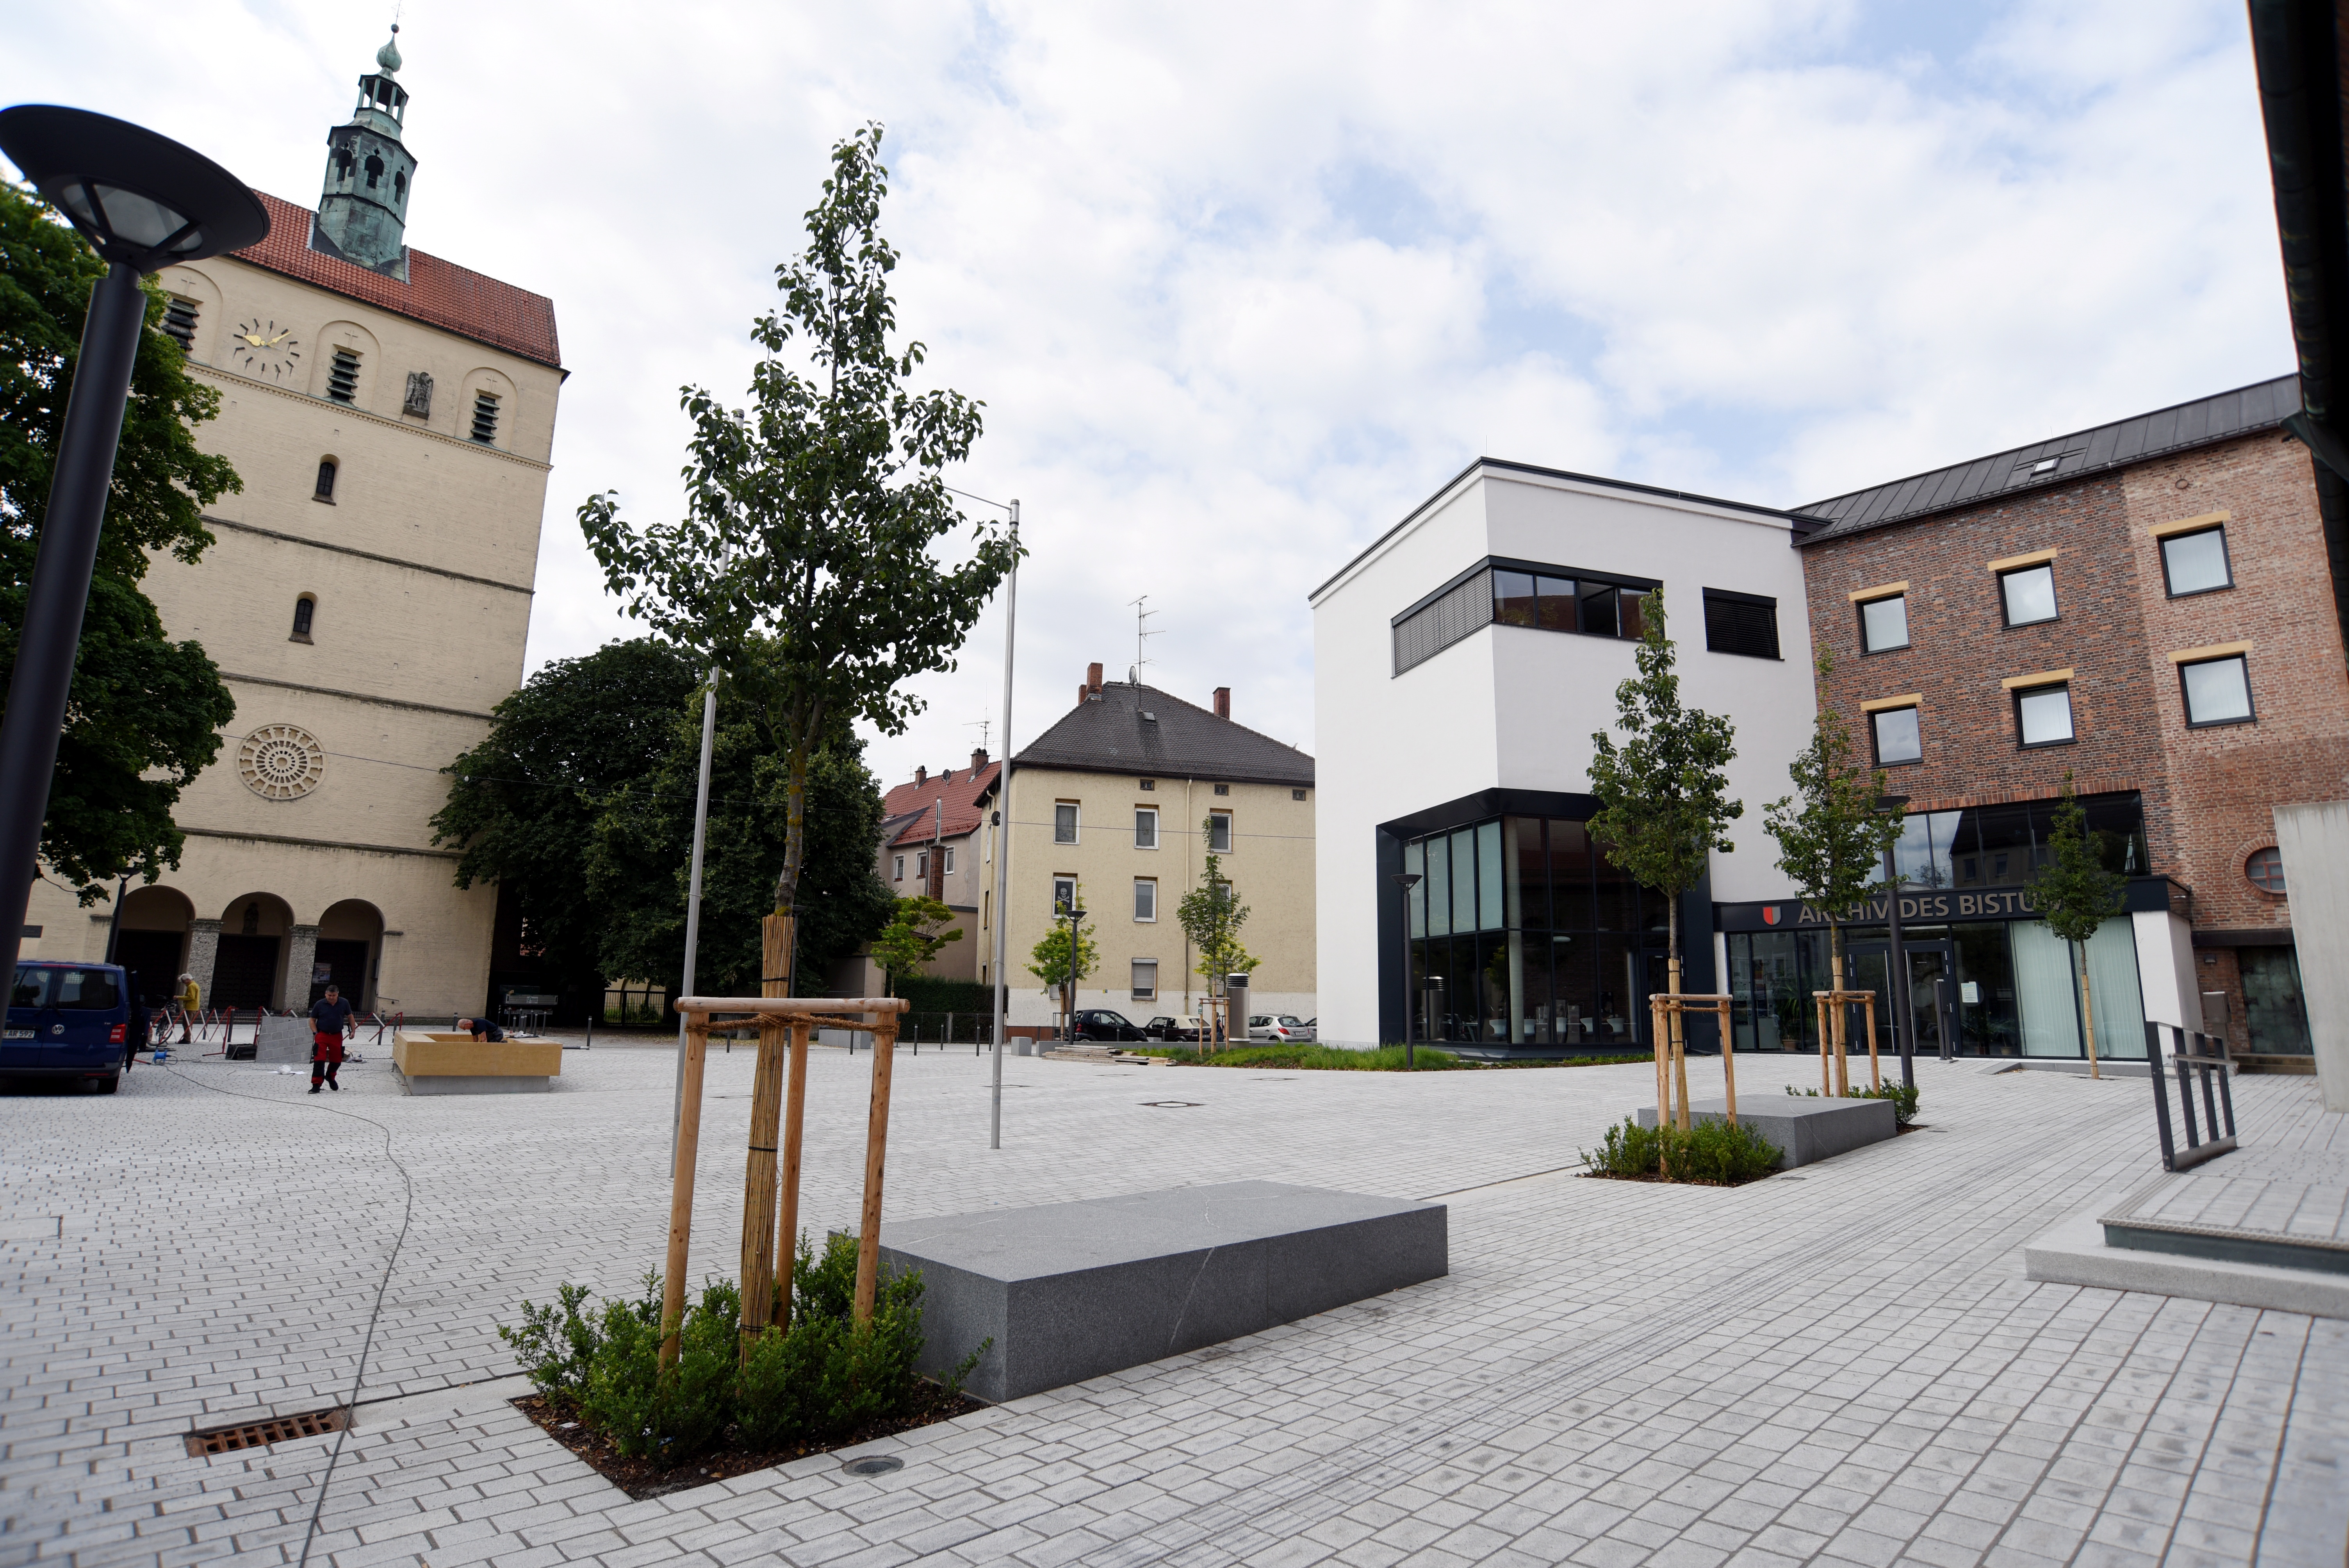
xmin=1390 ymin=871 xmax=1422 ymax=1067
xmin=1875 ymin=793 xmax=1916 ymax=1090
xmin=0 ymin=106 xmax=267 ymax=985
xmin=1063 ymin=905 xmax=1086 ymax=1042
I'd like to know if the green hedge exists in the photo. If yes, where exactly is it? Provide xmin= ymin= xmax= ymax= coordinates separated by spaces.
xmin=889 ymin=976 xmax=994 ymax=1016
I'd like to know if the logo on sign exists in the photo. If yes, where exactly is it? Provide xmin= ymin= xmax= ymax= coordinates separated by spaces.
xmin=1761 ymin=906 xmax=1780 ymax=926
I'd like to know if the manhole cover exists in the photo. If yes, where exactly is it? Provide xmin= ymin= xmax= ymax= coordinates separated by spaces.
xmin=186 ymin=1406 xmax=347 ymax=1457
xmin=1141 ymin=1100 xmax=1203 ymax=1108
xmin=842 ymin=1455 xmax=903 ymax=1476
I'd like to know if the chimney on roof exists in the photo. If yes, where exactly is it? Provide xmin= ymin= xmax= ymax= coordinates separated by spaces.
xmin=914 ymin=765 xmax=927 ymax=787
xmin=1087 ymin=662 xmax=1103 ymax=695
xmin=971 ymin=747 xmax=988 ymax=773
xmin=1213 ymin=686 xmax=1231 ymax=720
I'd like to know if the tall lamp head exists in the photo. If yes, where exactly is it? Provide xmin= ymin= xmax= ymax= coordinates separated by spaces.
xmin=0 ymin=104 xmax=268 ymax=272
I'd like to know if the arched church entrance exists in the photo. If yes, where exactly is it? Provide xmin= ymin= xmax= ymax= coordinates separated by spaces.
xmin=314 ymin=900 xmax=385 ymax=1010
xmin=114 ymin=886 xmax=195 ymax=1007
xmin=214 ymin=894 xmax=294 ymax=1009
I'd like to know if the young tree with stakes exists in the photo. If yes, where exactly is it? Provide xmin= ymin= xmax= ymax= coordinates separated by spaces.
xmin=1586 ymin=588 xmax=1741 ymax=1112
xmin=870 ymin=894 xmax=961 ymax=998
xmin=1175 ymin=825 xmax=1259 ymax=1048
xmin=578 ymin=124 xmax=1018 ymax=989
xmin=2027 ymin=772 xmax=2127 ymax=1079
xmin=1762 ymin=647 xmax=1904 ymax=1043
xmin=1026 ymin=888 xmax=1098 ymax=1041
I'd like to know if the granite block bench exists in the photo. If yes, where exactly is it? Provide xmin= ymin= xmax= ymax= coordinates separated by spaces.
xmin=877 ymin=1180 xmax=1447 ymax=1403
xmin=1636 ymin=1094 xmax=1895 ymax=1168
xmin=391 ymin=1031 xmax=561 ymax=1094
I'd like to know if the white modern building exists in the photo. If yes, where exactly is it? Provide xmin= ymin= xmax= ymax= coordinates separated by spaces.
xmin=1310 ymin=459 xmax=1819 ymax=1050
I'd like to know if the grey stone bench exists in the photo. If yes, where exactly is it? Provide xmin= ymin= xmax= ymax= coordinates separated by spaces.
xmin=1636 ymin=1095 xmax=1896 ymax=1168
xmin=877 ymin=1180 xmax=1447 ymax=1404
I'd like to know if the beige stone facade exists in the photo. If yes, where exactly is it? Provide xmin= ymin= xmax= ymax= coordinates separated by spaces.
xmin=21 ymin=190 xmax=561 ymax=1020
xmin=973 ymin=673 xmax=1317 ymax=1028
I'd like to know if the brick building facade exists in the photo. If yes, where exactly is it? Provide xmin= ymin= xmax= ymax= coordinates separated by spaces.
xmin=1752 ymin=376 xmax=2346 ymax=1061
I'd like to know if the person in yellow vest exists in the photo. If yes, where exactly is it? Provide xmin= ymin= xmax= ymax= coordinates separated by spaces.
xmin=176 ymin=974 xmax=200 ymax=1042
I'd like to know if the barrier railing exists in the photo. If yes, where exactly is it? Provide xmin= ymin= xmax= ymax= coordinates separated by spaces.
xmin=2145 ymin=1021 xmax=2237 ymax=1172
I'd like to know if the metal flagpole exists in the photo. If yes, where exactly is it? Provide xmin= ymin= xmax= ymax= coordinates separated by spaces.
xmin=670 ymin=674 xmax=720 ymax=1176
xmin=990 ymin=501 xmax=1019 ymax=1150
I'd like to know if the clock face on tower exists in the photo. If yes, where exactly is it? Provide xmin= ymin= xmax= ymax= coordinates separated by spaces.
xmin=230 ymin=318 xmax=301 ymax=381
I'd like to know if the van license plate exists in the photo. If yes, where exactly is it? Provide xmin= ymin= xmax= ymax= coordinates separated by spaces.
xmin=2 ymin=1030 xmax=33 ymax=1040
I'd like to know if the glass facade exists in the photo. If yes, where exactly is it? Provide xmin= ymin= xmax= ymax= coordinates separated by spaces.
xmin=1722 ymin=793 xmax=2151 ymax=1060
xmin=1403 ymin=816 xmax=1667 ymax=1048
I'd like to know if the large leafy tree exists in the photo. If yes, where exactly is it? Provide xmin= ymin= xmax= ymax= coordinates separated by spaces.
xmin=578 ymin=125 xmax=1018 ymax=979
xmin=431 ymin=639 xmax=703 ymax=1011
xmin=1763 ymin=647 xmax=1903 ymax=998
xmin=2028 ymin=772 xmax=2128 ymax=1078
xmin=1 ymin=180 xmax=239 ymax=900
xmin=1586 ymin=587 xmax=1743 ymax=996
xmin=586 ymin=652 xmax=895 ymax=1000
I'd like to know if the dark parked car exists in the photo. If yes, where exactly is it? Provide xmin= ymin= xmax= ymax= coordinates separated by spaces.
xmin=1143 ymin=1015 xmax=1204 ymax=1042
xmin=6 ymin=961 xmax=143 ymax=1092
xmin=1069 ymin=1009 xmax=1148 ymax=1042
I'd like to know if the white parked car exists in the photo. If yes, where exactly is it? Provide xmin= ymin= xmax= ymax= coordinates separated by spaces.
xmin=1247 ymin=1014 xmax=1316 ymax=1043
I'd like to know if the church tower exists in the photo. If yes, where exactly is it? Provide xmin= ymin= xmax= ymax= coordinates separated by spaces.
xmin=314 ymin=27 xmax=417 ymax=276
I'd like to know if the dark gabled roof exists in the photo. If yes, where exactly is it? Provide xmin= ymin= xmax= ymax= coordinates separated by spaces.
xmin=1013 ymin=682 xmax=1314 ymax=787
xmin=1793 ymin=376 xmax=2301 ymax=543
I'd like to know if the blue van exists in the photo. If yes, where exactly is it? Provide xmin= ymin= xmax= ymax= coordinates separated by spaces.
xmin=5 ymin=961 xmax=144 ymax=1093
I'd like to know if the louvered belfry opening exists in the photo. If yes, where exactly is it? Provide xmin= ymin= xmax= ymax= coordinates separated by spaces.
xmin=327 ymin=347 xmax=362 ymax=403
xmin=471 ymin=392 xmax=500 ymax=444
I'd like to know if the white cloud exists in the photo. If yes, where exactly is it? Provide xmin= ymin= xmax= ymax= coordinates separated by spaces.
xmin=2 ymin=0 xmax=2290 ymax=788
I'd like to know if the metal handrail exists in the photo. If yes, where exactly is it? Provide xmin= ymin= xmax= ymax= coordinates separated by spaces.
xmin=2145 ymin=1021 xmax=2238 ymax=1172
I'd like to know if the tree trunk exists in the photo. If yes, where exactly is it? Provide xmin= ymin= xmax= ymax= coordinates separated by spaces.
xmin=2078 ymin=940 xmax=2101 ymax=1079
xmin=1828 ymin=919 xmax=1846 ymax=1097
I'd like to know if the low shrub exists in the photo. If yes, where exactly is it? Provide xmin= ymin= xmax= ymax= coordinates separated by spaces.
xmin=1581 ymin=1115 xmax=1782 ymax=1184
xmin=1785 ymin=1081 xmax=1920 ymax=1126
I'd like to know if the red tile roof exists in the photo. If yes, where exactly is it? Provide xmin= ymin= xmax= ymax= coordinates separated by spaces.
xmin=883 ymin=761 xmax=1000 ymax=848
xmin=227 ymin=191 xmax=562 ymax=369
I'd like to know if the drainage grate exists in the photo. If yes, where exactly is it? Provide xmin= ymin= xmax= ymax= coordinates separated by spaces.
xmin=842 ymin=1454 xmax=903 ymax=1476
xmin=185 ymin=1406 xmax=348 ymax=1457
xmin=1141 ymin=1100 xmax=1203 ymax=1108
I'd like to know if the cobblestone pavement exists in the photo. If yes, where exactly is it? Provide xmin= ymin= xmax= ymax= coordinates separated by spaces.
xmin=4 ymin=1043 xmax=2345 ymax=1567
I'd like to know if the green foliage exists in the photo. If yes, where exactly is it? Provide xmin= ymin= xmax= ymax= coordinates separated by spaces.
xmin=496 ymin=1281 xmax=604 ymax=1412
xmin=893 ymin=975 xmax=991 ymax=1016
xmin=1762 ymin=646 xmax=1902 ymax=977
xmin=1783 ymin=1080 xmax=1921 ymax=1126
xmin=1581 ymin=1115 xmax=1782 ymax=1184
xmin=434 ymin=640 xmax=703 ymax=1010
xmin=1025 ymin=889 xmax=1100 ymax=994
xmin=1586 ymin=588 xmax=1742 ymax=966
xmin=1175 ymin=838 xmax=1259 ymax=994
xmin=577 ymin=125 xmax=1019 ymax=921
xmin=2029 ymin=772 xmax=2127 ymax=947
xmin=571 ymin=1276 xmax=741 ymax=1463
xmin=871 ymin=894 xmax=962 ymax=994
xmin=736 ymin=1232 xmax=933 ymax=1447
xmin=586 ymin=649 xmax=895 ymax=999
xmin=0 ymin=180 xmax=241 ymax=900
xmin=1146 ymin=1043 xmax=1464 ymax=1070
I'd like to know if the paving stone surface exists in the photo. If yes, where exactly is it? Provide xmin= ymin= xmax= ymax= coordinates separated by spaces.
xmin=4 ymin=1042 xmax=2346 ymax=1566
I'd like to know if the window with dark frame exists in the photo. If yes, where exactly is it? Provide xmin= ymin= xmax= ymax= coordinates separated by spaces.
xmin=1213 ymin=783 xmax=1230 ymax=796
xmin=326 ymin=347 xmax=361 ymax=404
xmin=1292 ymin=788 xmax=1307 ymax=801
xmin=290 ymin=597 xmax=315 ymax=641
xmin=2180 ymin=654 xmax=2254 ymax=727
xmin=2160 ymin=526 xmax=2232 ymax=596
xmin=1858 ymin=593 xmax=1909 ymax=652
xmin=1394 ymin=559 xmax=1656 ymax=674
xmin=2015 ymin=684 xmax=2075 ymax=747
xmin=2246 ymin=846 xmax=2285 ymax=894
xmin=1052 ymin=876 xmax=1076 ymax=914
xmin=1871 ymin=706 xmax=1922 ymax=766
xmin=1998 ymin=563 xmax=2058 ymax=626
xmin=1702 ymin=589 xmax=1779 ymax=659
xmin=314 ymin=458 xmax=337 ymax=502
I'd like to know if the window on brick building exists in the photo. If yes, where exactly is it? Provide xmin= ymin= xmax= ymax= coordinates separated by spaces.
xmin=2015 ymin=684 xmax=2074 ymax=747
xmin=1859 ymin=592 xmax=1909 ymax=653
xmin=2180 ymin=654 xmax=2254 ymax=727
xmin=2247 ymin=847 xmax=2285 ymax=894
xmin=2160 ymin=526 xmax=2232 ymax=596
xmin=1998 ymin=564 xmax=2058 ymax=627
xmin=1871 ymin=706 xmax=1922 ymax=766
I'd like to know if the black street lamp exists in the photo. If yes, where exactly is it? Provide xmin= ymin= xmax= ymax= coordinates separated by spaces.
xmin=1390 ymin=871 xmax=1421 ymax=1068
xmin=1875 ymin=792 xmax=1917 ymax=1090
xmin=0 ymin=107 xmax=267 ymax=985
xmin=1063 ymin=905 xmax=1086 ymax=1041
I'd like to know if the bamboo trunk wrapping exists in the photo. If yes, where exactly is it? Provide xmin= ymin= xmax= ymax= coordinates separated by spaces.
xmin=777 ymin=1018 xmax=809 ymax=1325
xmin=2080 ymin=955 xmax=2101 ymax=1078
xmin=854 ymin=1020 xmax=899 ymax=1322
xmin=1669 ymin=959 xmax=1691 ymax=1131
xmin=1651 ymin=997 xmax=1669 ymax=1131
xmin=1817 ymin=996 xmax=1832 ymax=1096
xmin=736 ymin=914 xmax=792 ymax=1352
xmin=1864 ymin=991 xmax=1882 ymax=1092
xmin=661 ymin=1023 xmax=709 ymax=1369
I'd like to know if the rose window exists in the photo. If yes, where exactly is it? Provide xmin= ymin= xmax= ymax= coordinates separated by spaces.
xmin=237 ymin=724 xmax=326 ymax=800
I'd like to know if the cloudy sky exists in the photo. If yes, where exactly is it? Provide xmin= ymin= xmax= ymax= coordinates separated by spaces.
xmin=4 ymin=1 xmax=2294 ymax=787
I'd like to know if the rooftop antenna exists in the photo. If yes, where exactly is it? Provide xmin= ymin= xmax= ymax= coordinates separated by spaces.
xmin=1129 ymin=594 xmax=1161 ymax=685
xmin=966 ymin=711 xmax=991 ymax=755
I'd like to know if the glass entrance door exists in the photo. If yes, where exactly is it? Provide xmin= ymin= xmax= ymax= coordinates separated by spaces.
xmin=1848 ymin=943 xmax=1955 ymax=1061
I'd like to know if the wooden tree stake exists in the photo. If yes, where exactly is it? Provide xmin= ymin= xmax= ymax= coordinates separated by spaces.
xmin=736 ymin=914 xmax=792 ymax=1354
xmin=777 ymin=1017 xmax=809 ymax=1322
xmin=854 ymin=1017 xmax=900 ymax=1321
xmin=660 ymin=1020 xmax=709 ymax=1369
